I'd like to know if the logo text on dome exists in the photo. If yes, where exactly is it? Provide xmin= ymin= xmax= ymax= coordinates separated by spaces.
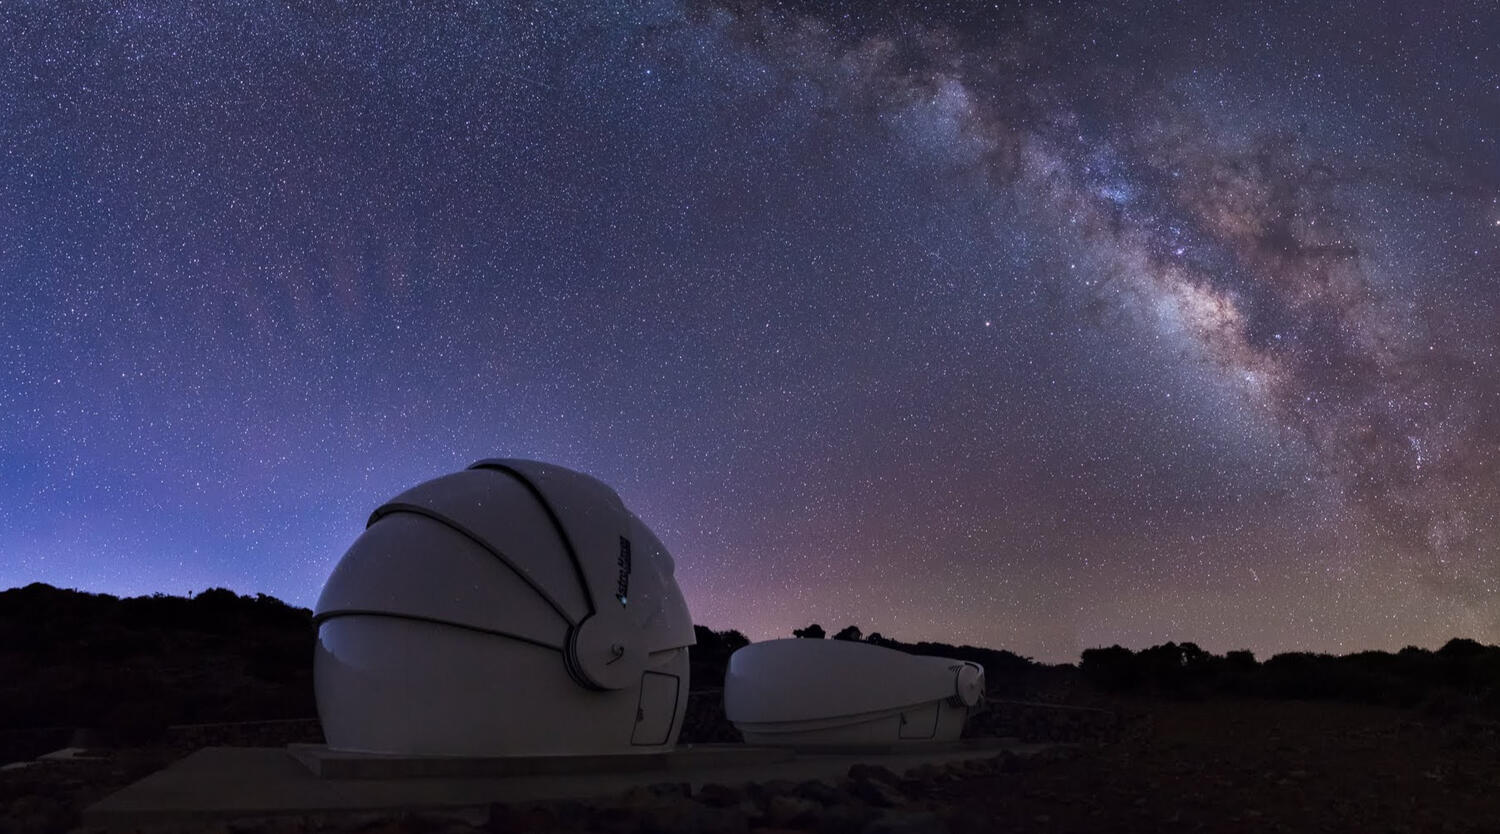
xmin=615 ymin=536 xmax=632 ymax=606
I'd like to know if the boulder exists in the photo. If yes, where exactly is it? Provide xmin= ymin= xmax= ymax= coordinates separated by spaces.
xmin=765 ymin=794 xmax=821 ymax=827
xmin=862 ymin=811 xmax=951 ymax=834
xmin=847 ymin=763 xmax=901 ymax=785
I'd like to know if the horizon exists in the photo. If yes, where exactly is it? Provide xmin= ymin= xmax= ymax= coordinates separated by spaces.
xmin=3 ymin=2 xmax=1498 ymax=665
xmin=3 ymin=579 xmax=1493 ymax=666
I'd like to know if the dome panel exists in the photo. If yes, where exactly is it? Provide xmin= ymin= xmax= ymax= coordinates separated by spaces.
xmin=316 ymin=615 xmax=689 ymax=756
xmin=620 ymin=517 xmax=695 ymax=653
xmin=471 ymin=460 xmax=695 ymax=653
xmin=376 ymin=467 xmax=590 ymax=624
xmin=314 ymin=512 xmax=570 ymax=649
xmin=467 ymin=459 xmax=628 ymax=612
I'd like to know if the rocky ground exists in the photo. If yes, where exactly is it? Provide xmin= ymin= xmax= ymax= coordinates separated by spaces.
xmin=4 ymin=698 xmax=1500 ymax=833
xmin=953 ymin=698 xmax=1500 ymax=833
xmin=2 ymin=747 xmax=181 ymax=834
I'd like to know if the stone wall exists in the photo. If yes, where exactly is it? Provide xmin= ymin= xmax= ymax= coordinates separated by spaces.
xmin=163 ymin=718 xmax=323 ymax=750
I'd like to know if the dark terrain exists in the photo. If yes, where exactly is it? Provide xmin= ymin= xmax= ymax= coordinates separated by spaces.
xmin=4 ymin=584 xmax=1500 ymax=832
xmin=0 ymin=584 xmax=317 ymax=762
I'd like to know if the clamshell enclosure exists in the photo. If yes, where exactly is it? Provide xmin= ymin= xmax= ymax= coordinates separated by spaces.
xmin=313 ymin=459 xmax=695 ymax=756
xmin=724 ymin=638 xmax=984 ymax=746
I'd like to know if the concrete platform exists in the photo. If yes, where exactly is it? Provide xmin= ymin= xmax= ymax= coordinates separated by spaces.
xmin=83 ymin=739 xmax=1038 ymax=828
xmin=286 ymin=743 xmax=796 ymax=779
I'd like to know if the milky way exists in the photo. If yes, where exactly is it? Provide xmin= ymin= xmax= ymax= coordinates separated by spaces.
xmin=1 ymin=1 xmax=1497 ymax=660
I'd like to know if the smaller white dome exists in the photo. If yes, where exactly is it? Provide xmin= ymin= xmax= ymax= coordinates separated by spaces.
xmin=724 ymin=639 xmax=985 ymax=747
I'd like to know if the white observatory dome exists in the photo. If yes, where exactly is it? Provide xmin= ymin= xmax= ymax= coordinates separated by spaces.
xmin=724 ymin=639 xmax=984 ymax=747
xmin=312 ymin=459 xmax=695 ymax=757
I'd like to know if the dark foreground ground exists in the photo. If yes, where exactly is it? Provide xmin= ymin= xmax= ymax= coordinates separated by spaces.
xmin=4 ymin=698 xmax=1499 ymax=834
xmin=952 ymin=698 xmax=1500 ymax=833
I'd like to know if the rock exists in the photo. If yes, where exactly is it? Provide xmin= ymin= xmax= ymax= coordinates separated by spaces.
xmin=348 ymin=810 xmax=480 ymax=834
xmin=748 ymin=779 xmax=798 ymax=802
xmin=413 ymin=817 xmax=482 ymax=834
xmin=766 ymin=795 xmax=821 ymax=827
xmin=619 ymin=781 xmax=691 ymax=804
xmin=654 ymin=781 xmax=694 ymax=799
xmin=482 ymin=803 xmax=511 ymax=832
xmin=848 ymin=764 xmax=901 ymax=785
xmin=1034 ymin=745 xmax=1079 ymax=763
xmin=450 ymin=810 xmax=492 ymax=829
xmin=696 ymin=782 xmax=745 ymax=808
xmin=794 ymin=778 xmax=847 ymax=805
xmin=819 ymin=804 xmax=877 ymax=834
xmin=328 ymin=812 xmax=391 ymax=831
xmin=485 ymin=801 xmax=587 ymax=833
xmin=861 ymin=811 xmax=950 ymax=834
xmin=735 ymin=798 xmax=765 ymax=824
xmin=850 ymin=776 xmax=908 ymax=808
xmin=959 ymin=756 xmax=999 ymax=775
xmin=338 ymin=818 xmax=399 ymax=834
xmin=549 ymin=800 xmax=593 ymax=829
xmin=897 ymin=778 xmax=931 ymax=798
xmin=946 ymin=768 xmax=971 ymax=782
xmin=944 ymin=807 xmax=994 ymax=834
xmin=636 ymin=802 xmax=749 ymax=834
xmin=906 ymin=763 xmax=943 ymax=782
xmin=595 ymin=804 xmax=637 ymax=829
xmin=941 ymin=759 xmax=972 ymax=777
xmin=992 ymin=751 xmax=1026 ymax=773
xmin=3 ymin=798 xmax=70 ymax=834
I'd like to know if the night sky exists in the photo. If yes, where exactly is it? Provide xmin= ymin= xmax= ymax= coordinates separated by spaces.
xmin=2 ymin=1 xmax=1498 ymax=662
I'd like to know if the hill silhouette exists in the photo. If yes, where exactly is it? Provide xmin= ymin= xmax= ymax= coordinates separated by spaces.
xmin=0 ymin=583 xmax=316 ymax=742
xmin=782 ymin=622 xmax=1500 ymax=716
xmin=5 ymin=584 xmax=1500 ymax=756
xmin=1078 ymin=639 xmax=1500 ymax=711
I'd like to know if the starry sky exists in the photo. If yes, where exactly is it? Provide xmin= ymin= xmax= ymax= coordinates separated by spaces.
xmin=2 ymin=1 xmax=1498 ymax=662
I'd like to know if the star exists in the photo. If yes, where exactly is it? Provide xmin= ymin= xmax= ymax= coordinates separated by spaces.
xmin=0 ymin=0 xmax=1494 ymax=661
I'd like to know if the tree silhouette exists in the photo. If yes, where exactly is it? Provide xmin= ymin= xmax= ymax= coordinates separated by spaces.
xmin=1226 ymin=649 xmax=1257 ymax=670
xmin=832 ymin=625 xmax=862 ymax=641
xmin=690 ymin=625 xmax=751 ymax=688
xmin=792 ymin=623 xmax=826 ymax=639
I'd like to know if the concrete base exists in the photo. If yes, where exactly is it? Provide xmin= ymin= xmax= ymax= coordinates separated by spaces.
xmin=83 ymin=739 xmax=1037 ymax=828
xmin=287 ymin=742 xmax=794 ymax=779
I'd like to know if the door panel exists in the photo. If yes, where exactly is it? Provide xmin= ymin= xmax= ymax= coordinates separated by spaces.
xmin=898 ymin=702 xmax=940 ymax=739
xmin=630 ymin=671 xmax=680 ymax=746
